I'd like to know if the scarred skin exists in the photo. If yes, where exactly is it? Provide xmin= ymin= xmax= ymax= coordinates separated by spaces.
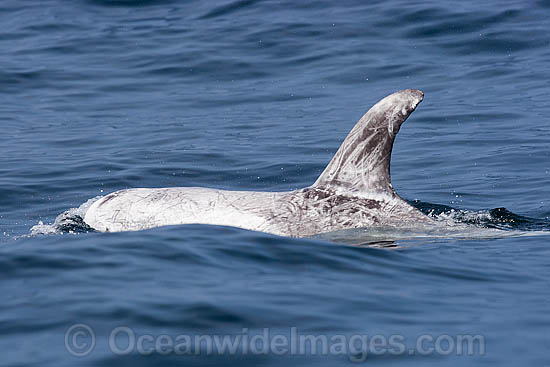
xmin=84 ymin=89 xmax=432 ymax=237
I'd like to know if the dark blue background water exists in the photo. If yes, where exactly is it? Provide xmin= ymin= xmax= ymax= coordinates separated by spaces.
xmin=1 ymin=0 xmax=549 ymax=366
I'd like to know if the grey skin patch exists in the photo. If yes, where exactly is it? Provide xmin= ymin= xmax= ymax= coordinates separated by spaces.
xmin=83 ymin=89 xmax=434 ymax=237
xmin=302 ymin=187 xmax=382 ymax=210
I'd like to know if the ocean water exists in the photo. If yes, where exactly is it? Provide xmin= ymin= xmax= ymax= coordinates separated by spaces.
xmin=1 ymin=0 xmax=550 ymax=366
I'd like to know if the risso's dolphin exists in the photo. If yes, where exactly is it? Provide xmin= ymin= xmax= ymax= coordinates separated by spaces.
xmin=84 ymin=89 xmax=433 ymax=237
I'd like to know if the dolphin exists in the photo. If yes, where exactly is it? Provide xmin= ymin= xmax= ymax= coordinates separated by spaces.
xmin=83 ymin=89 xmax=433 ymax=237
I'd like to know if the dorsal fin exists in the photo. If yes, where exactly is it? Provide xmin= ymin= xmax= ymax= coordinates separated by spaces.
xmin=313 ymin=89 xmax=424 ymax=195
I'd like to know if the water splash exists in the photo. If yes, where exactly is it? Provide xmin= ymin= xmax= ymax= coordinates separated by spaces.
xmin=413 ymin=200 xmax=549 ymax=231
xmin=30 ymin=197 xmax=100 ymax=236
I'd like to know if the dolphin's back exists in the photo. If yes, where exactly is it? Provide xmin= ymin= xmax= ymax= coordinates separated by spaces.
xmin=84 ymin=187 xmax=284 ymax=233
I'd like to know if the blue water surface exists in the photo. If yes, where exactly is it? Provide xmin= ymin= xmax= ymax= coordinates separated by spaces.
xmin=1 ymin=0 xmax=549 ymax=366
